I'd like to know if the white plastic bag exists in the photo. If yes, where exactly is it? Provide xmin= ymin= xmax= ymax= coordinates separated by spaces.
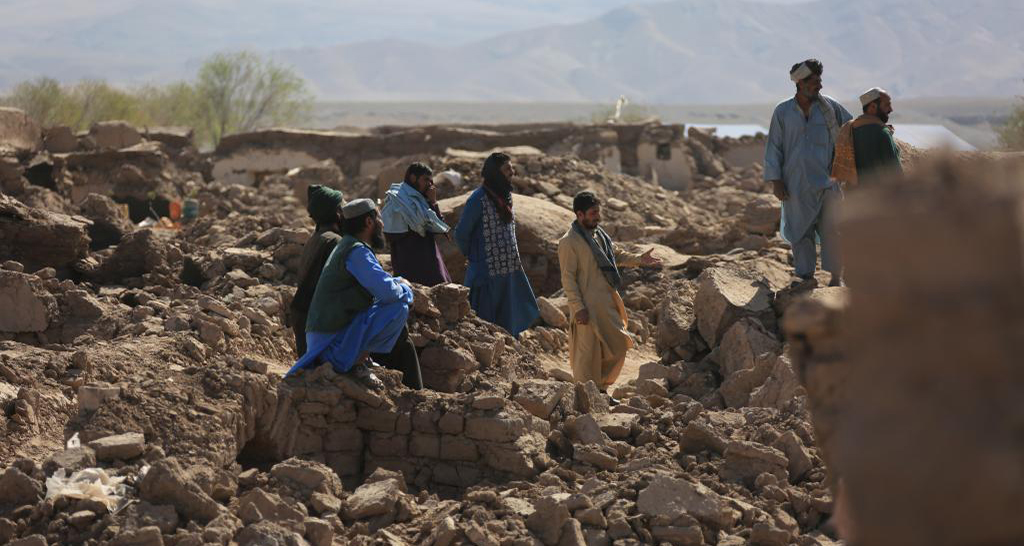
xmin=45 ymin=467 xmax=129 ymax=512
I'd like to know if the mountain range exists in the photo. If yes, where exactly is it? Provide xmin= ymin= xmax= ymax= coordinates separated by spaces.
xmin=2 ymin=0 xmax=1021 ymax=103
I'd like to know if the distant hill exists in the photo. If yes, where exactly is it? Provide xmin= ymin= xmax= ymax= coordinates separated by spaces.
xmin=1 ymin=0 xmax=1021 ymax=103
xmin=272 ymin=0 xmax=1024 ymax=102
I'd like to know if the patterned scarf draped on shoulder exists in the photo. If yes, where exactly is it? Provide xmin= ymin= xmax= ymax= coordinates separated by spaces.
xmin=481 ymin=153 xmax=514 ymax=224
xmin=832 ymin=114 xmax=884 ymax=187
xmin=573 ymin=220 xmax=622 ymax=290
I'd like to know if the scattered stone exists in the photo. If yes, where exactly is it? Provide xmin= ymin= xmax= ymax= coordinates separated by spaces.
xmin=88 ymin=432 xmax=146 ymax=461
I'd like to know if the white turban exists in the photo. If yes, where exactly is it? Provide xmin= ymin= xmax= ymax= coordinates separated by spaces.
xmin=790 ymin=63 xmax=813 ymax=82
xmin=859 ymin=87 xmax=888 ymax=106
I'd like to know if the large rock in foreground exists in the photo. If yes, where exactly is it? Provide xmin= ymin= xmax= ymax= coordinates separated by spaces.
xmin=437 ymin=192 xmax=574 ymax=296
xmin=0 ymin=194 xmax=91 ymax=273
xmin=694 ymin=266 xmax=775 ymax=347
xmin=0 ymin=107 xmax=42 ymax=154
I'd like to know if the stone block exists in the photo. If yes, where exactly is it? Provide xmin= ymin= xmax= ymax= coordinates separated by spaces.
xmin=88 ymin=432 xmax=145 ymax=461
xmin=0 ymin=271 xmax=50 ymax=332
xmin=637 ymin=475 xmax=737 ymax=529
xmin=514 ymin=379 xmax=571 ymax=419
xmin=439 ymin=435 xmax=479 ymax=462
xmin=324 ymin=426 xmax=363 ymax=452
xmin=695 ymin=266 xmax=775 ymax=347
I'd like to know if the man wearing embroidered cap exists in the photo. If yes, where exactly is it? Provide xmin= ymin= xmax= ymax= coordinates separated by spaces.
xmin=764 ymin=58 xmax=853 ymax=287
xmin=832 ymin=88 xmax=903 ymax=187
xmin=287 ymin=198 xmax=424 ymax=391
xmin=290 ymin=184 xmax=344 ymax=356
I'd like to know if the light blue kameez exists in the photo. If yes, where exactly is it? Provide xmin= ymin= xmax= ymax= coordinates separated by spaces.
xmin=764 ymin=95 xmax=852 ymax=277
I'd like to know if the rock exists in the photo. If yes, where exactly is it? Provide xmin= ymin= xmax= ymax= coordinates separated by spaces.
xmin=721 ymin=441 xmax=789 ymax=484
xmin=573 ymin=444 xmax=618 ymax=471
xmin=78 ymin=382 xmax=121 ymax=412
xmin=270 ymin=458 xmax=342 ymax=495
xmin=286 ymin=159 xmax=345 ymax=206
xmin=773 ymin=431 xmax=814 ymax=483
xmin=595 ymin=413 xmax=638 ymax=440
xmin=419 ymin=345 xmax=478 ymax=392
xmin=438 ymin=192 xmax=575 ymax=294
xmin=9 ymin=535 xmax=48 ymax=546
xmin=345 ymin=477 xmax=405 ymax=520
xmin=0 ymin=271 xmax=52 ymax=333
xmin=69 ymin=509 xmax=97 ymax=529
xmin=718 ymin=318 xmax=781 ymax=377
xmin=527 ymin=496 xmax=571 ymax=545
xmin=139 ymin=458 xmax=223 ymax=524
xmin=636 ymin=475 xmax=738 ymax=529
xmin=89 ymin=229 xmax=173 ymax=283
xmin=636 ymin=377 xmax=669 ymax=398
xmin=309 ymin=492 xmax=342 ymax=515
xmin=569 ymin=414 xmax=608 ymax=445
xmin=0 ymin=193 xmax=91 ymax=272
xmin=304 ymin=517 xmax=333 ymax=546
xmin=44 ymin=125 xmax=78 ymax=153
xmin=2 ymin=260 xmax=23 ymax=272
xmin=575 ymin=381 xmax=609 ymax=414
xmin=237 ymin=488 xmax=305 ymax=532
xmin=89 ymin=120 xmax=142 ymax=150
xmin=430 ymin=283 xmax=472 ymax=322
xmin=655 ymin=294 xmax=696 ymax=353
xmin=747 ymin=355 xmax=801 ymax=410
xmin=514 ymin=379 xmax=571 ymax=419
xmin=558 ymin=518 xmax=587 ymax=546
xmin=695 ymin=267 xmax=775 ymax=347
xmin=123 ymin=501 xmax=180 ymax=534
xmin=650 ymin=525 xmax=704 ymax=545
xmin=0 ymin=467 xmax=43 ymax=507
xmin=242 ymin=357 xmax=270 ymax=374
xmin=0 ymin=107 xmax=42 ymax=154
xmin=43 ymin=446 xmax=97 ymax=475
xmin=741 ymin=194 xmax=781 ymax=235
xmin=79 ymin=193 xmax=133 ymax=250
xmin=680 ymin=421 xmax=728 ymax=454
xmin=537 ymin=297 xmax=568 ymax=328
xmin=235 ymin=521 xmax=304 ymax=546
xmin=203 ymin=513 xmax=242 ymax=544
xmin=145 ymin=126 xmax=194 ymax=149
xmin=750 ymin=522 xmax=791 ymax=546
xmin=88 ymin=432 xmax=146 ymax=461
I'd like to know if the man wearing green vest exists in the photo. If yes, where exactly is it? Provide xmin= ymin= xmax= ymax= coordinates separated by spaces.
xmin=832 ymin=87 xmax=904 ymax=188
xmin=286 ymin=198 xmax=423 ymax=390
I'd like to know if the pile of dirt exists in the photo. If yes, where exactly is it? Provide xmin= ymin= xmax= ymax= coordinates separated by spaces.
xmin=0 ymin=112 xmax=863 ymax=546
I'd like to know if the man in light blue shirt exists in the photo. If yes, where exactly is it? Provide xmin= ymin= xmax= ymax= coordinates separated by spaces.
xmin=764 ymin=58 xmax=853 ymax=287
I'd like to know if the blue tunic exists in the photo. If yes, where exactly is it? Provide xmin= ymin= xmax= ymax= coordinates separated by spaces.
xmin=286 ymin=246 xmax=412 ymax=376
xmin=454 ymin=188 xmax=540 ymax=337
xmin=763 ymin=95 xmax=852 ymax=244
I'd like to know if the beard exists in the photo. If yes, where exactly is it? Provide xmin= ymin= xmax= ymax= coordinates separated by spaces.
xmin=878 ymin=110 xmax=890 ymax=123
xmin=370 ymin=226 xmax=386 ymax=250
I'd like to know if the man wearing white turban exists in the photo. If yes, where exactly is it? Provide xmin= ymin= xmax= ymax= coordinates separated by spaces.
xmin=764 ymin=59 xmax=853 ymax=287
xmin=832 ymin=88 xmax=903 ymax=187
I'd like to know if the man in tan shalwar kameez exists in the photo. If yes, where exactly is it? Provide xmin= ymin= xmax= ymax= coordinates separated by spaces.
xmin=558 ymin=191 xmax=660 ymax=403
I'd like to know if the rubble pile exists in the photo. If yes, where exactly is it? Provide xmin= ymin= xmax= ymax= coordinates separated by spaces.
xmin=0 ymin=109 xmax=917 ymax=546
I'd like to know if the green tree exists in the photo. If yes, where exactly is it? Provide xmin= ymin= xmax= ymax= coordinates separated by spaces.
xmin=4 ymin=77 xmax=69 ymax=126
xmin=135 ymin=82 xmax=200 ymax=128
xmin=65 ymin=80 xmax=141 ymax=130
xmin=195 ymin=52 xmax=312 ymax=145
xmin=997 ymin=96 xmax=1024 ymax=151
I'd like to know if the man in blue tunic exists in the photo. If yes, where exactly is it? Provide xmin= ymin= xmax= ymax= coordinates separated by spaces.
xmin=454 ymin=152 xmax=540 ymax=337
xmin=764 ymin=59 xmax=853 ymax=287
xmin=287 ymin=198 xmax=423 ymax=390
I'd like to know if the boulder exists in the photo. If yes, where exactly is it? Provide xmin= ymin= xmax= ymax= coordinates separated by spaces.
xmin=655 ymin=294 xmax=697 ymax=356
xmin=0 ymin=107 xmax=42 ymax=154
xmin=139 ymin=458 xmax=223 ymax=524
xmin=0 ymin=271 xmax=53 ymax=333
xmin=88 ymin=432 xmax=146 ymax=461
xmin=773 ymin=431 xmax=814 ymax=483
xmin=0 ymin=467 xmax=44 ymax=507
xmin=526 ymin=496 xmax=570 ymax=545
xmin=43 ymin=446 xmax=97 ymax=475
xmin=741 ymin=194 xmax=781 ymax=235
xmin=438 ymin=192 xmax=574 ymax=295
xmin=79 ymin=193 xmax=133 ymax=250
xmin=269 ymin=458 xmax=342 ymax=496
xmin=537 ymin=297 xmax=568 ymax=328
xmin=89 ymin=121 xmax=142 ymax=150
xmin=637 ymin=475 xmax=738 ymax=529
xmin=44 ymin=125 xmax=78 ymax=154
xmin=345 ymin=477 xmax=405 ymax=520
xmin=747 ymin=355 xmax=801 ymax=410
xmin=0 ymin=193 xmax=91 ymax=272
xmin=237 ymin=488 xmax=305 ymax=532
xmin=419 ymin=345 xmax=478 ymax=392
xmin=286 ymin=159 xmax=345 ymax=206
xmin=87 ymin=228 xmax=174 ymax=283
xmin=720 ymin=441 xmax=789 ymax=484
xmin=695 ymin=266 xmax=775 ymax=347
xmin=144 ymin=127 xmax=194 ymax=149
xmin=514 ymin=379 xmax=571 ymax=419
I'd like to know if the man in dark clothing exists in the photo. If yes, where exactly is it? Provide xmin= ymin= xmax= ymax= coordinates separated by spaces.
xmin=380 ymin=162 xmax=453 ymax=286
xmin=832 ymin=88 xmax=903 ymax=187
xmin=290 ymin=185 xmax=344 ymax=357
xmin=287 ymin=199 xmax=424 ymax=390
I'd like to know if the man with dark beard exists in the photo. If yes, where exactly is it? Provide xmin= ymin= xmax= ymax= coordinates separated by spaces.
xmin=380 ymin=162 xmax=452 ymax=286
xmin=832 ymin=88 xmax=903 ymax=187
xmin=286 ymin=198 xmax=423 ymax=390
xmin=454 ymin=152 xmax=540 ymax=337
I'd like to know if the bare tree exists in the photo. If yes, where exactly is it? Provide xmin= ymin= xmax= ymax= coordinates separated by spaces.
xmin=195 ymin=52 xmax=313 ymax=146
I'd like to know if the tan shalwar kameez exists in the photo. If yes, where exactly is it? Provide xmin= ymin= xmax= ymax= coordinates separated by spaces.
xmin=557 ymin=227 xmax=641 ymax=390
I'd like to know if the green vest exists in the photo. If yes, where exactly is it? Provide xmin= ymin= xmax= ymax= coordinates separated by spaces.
xmin=305 ymin=235 xmax=375 ymax=333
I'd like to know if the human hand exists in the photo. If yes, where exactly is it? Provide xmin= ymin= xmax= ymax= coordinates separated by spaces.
xmin=771 ymin=180 xmax=789 ymax=201
xmin=425 ymin=182 xmax=438 ymax=204
xmin=575 ymin=309 xmax=589 ymax=326
xmin=639 ymin=248 xmax=662 ymax=268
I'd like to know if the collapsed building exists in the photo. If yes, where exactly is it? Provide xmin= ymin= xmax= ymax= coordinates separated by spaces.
xmin=2 ymin=104 xmax=1019 ymax=546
